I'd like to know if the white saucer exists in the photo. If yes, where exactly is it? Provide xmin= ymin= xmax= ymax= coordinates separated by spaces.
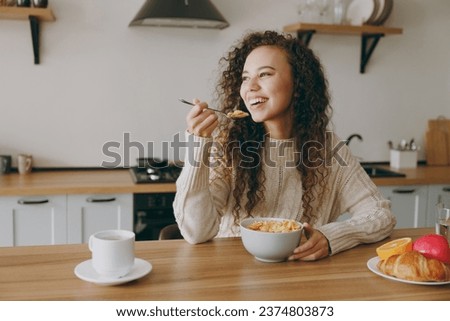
xmin=74 ymin=258 xmax=152 ymax=286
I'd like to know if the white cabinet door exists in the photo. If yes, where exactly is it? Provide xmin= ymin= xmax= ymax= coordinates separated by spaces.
xmin=426 ymin=184 xmax=450 ymax=227
xmin=67 ymin=194 xmax=133 ymax=244
xmin=0 ymin=195 xmax=67 ymax=247
xmin=378 ymin=185 xmax=428 ymax=228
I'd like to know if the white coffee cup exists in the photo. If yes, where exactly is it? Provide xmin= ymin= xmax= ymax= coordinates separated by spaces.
xmin=88 ymin=230 xmax=135 ymax=278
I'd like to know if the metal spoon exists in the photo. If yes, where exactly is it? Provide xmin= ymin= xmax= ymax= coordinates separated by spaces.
xmin=178 ymin=99 xmax=249 ymax=119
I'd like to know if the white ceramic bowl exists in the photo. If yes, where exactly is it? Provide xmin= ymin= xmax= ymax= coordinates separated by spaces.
xmin=240 ymin=217 xmax=303 ymax=263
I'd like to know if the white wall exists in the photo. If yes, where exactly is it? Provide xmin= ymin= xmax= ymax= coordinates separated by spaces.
xmin=0 ymin=0 xmax=449 ymax=167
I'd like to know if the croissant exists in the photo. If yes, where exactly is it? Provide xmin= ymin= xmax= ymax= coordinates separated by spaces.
xmin=377 ymin=251 xmax=450 ymax=282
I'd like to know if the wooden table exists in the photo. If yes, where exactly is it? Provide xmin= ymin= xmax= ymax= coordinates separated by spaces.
xmin=0 ymin=228 xmax=449 ymax=301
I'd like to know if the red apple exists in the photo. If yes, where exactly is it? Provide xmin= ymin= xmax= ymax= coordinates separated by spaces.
xmin=412 ymin=234 xmax=450 ymax=264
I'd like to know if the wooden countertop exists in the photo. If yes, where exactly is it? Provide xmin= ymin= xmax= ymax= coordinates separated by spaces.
xmin=0 ymin=166 xmax=449 ymax=196
xmin=370 ymin=165 xmax=450 ymax=186
xmin=0 ymin=228 xmax=449 ymax=300
xmin=0 ymin=169 xmax=176 ymax=196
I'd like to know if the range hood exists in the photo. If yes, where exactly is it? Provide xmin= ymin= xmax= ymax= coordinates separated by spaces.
xmin=129 ymin=0 xmax=229 ymax=29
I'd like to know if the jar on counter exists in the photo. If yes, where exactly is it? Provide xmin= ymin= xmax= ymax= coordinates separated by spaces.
xmin=32 ymin=0 xmax=48 ymax=8
xmin=16 ymin=0 xmax=31 ymax=7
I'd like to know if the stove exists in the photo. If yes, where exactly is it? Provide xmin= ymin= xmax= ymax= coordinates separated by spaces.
xmin=130 ymin=158 xmax=182 ymax=240
xmin=129 ymin=158 xmax=182 ymax=184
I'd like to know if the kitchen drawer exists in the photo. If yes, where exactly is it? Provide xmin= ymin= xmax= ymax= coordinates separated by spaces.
xmin=0 ymin=195 xmax=67 ymax=246
xmin=67 ymin=194 xmax=133 ymax=244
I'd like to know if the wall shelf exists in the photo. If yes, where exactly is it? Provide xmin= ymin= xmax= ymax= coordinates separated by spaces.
xmin=0 ymin=7 xmax=56 ymax=64
xmin=283 ymin=23 xmax=403 ymax=73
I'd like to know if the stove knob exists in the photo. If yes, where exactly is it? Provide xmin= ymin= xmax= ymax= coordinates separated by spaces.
xmin=147 ymin=168 xmax=156 ymax=174
xmin=149 ymin=174 xmax=160 ymax=181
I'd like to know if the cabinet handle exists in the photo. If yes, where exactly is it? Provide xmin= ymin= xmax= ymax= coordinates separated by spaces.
xmin=17 ymin=198 xmax=49 ymax=205
xmin=392 ymin=188 xmax=416 ymax=194
xmin=86 ymin=196 xmax=117 ymax=203
xmin=442 ymin=187 xmax=450 ymax=192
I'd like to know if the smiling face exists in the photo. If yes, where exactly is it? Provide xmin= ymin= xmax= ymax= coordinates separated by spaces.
xmin=240 ymin=45 xmax=295 ymax=138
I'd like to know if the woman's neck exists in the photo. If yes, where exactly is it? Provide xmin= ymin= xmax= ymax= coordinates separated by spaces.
xmin=264 ymin=122 xmax=292 ymax=139
xmin=262 ymin=106 xmax=294 ymax=139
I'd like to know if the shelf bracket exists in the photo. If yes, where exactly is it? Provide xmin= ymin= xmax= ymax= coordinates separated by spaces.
xmin=360 ymin=33 xmax=384 ymax=73
xmin=29 ymin=15 xmax=40 ymax=64
xmin=296 ymin=30 xmax=315 ymax=47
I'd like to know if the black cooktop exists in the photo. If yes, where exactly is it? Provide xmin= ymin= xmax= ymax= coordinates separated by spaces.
xmin=129 ymin=158 xmax=182 ymax=184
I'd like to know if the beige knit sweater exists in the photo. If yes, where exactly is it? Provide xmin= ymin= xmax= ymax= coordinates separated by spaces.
xmin=173 ymin=132 xmax=396 ymax=255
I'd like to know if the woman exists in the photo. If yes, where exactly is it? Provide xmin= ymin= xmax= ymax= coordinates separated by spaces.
xmin=173 ymin=30 xmax=395 ymax=261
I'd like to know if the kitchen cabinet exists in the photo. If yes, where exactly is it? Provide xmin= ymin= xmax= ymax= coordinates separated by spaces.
xmin=0 ymin=193 xmax=132 ymax=247
xmin=378 ymin=185 xmax=428 ymax=228
xmin=0 ymin=6 xmax=56 ymax=64
xmin=425 ymin=184 xmax=450 ymax=228
xmin=283 ymin=23 xmax=403 ymax=73
xmin=339 ymin=183 xmax=450 ymax=228
xmin=0 ymin=195 xmax=67 ymax=246
xmin=67 ymin=194 xmax=133 ymax=244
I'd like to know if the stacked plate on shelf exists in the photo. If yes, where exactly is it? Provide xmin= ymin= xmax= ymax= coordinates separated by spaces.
xmin=346 ymin=0 xmax=394 ymax=26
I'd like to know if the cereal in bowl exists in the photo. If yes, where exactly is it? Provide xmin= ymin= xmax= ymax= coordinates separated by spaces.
xmin=248 ymin=219 xmax=301 ymax=233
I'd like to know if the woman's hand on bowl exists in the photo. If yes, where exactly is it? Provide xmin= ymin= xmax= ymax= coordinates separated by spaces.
xmin=288 ymin=223 xmax=330 ymax=261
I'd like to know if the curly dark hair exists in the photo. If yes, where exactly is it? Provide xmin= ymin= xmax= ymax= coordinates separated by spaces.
xmin=212 ymin=30 xmax=332 ymax=225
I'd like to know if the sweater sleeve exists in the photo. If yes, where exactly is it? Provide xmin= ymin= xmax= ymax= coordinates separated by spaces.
xmin=315 ymin=140 xmax=396 ymax=255
xmin=173 ymin=132 xmax=231 ymax=244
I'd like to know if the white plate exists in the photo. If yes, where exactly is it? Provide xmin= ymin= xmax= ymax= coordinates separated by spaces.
xmin=346 ymin=0 xmax=376 ymax=25
xmin=74 ymin=258 xmax=152 ymax=286
xmin=366 ymin=0 xmax=383 ymax=25
xmin=372 ymin=0 xmax=393 ymax=25
xmin=367 ymin=257 xmax=450 ymax=285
